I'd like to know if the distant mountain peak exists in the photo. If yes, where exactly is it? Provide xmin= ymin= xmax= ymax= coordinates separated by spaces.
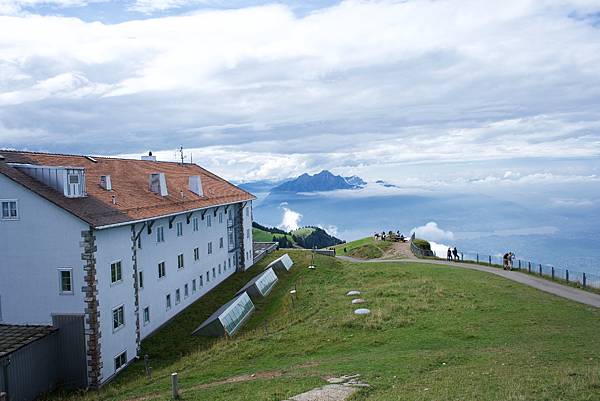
xmin=271 ymin=170 xmax=365 ymax=193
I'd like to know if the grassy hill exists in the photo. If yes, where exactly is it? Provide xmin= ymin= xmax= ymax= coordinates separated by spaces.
xmin=57 ymin=251 xmax=600 ymax=401
xmin=331 ymin=236 xmax=393 ymax=259
xmin=252 ymin=222 xmax=343 ymax=249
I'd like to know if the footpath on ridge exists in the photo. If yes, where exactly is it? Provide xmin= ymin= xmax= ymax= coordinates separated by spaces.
xmin=337 ymin=253 xmax=600 ymax=308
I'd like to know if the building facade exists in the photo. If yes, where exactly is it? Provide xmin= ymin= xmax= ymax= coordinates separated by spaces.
xmin=0 ymin=150 xmax=255 ymax=386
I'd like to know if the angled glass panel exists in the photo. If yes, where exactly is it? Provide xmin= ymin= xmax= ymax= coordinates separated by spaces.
xmin=218 ymin=292 xmax=255 ymax=336
xmin=255 ymin=268 xmax=278 ymax=296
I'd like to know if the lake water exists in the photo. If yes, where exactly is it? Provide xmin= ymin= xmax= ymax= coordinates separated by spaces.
xmin=252 ymin=191 xmax=600 ymax=276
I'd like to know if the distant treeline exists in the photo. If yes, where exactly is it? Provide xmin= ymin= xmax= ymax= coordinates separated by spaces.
xmin=252 ymin=222 xmax=344 ymax=249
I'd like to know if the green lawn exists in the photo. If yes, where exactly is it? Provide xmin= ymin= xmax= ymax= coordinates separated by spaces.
xmin=54 ymin=251 xmax=600 ymax=401
xmin=332 ymin=237 xmax=393 ymax=259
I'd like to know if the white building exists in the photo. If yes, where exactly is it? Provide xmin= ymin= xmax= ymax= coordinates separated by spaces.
xmin=0 ymin=150 xmax=255 ymax=387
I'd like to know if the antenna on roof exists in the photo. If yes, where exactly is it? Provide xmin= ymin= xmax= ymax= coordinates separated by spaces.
xmin=178 ymin=146 xmax=187 ymax=165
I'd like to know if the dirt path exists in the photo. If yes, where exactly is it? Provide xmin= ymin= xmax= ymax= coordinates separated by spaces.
xmin=337 ymin=256 xmax=600 ymax=308
xmin=380 ymin=241 xmax=416 ymax=260
xmin=282 ymin=375 xmax=368 ymax=401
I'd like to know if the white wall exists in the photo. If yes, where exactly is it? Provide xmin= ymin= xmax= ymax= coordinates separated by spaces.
xmin=0 ymin=174 xmax=87 ymax=324
xmin=94 ymin=225 xmax=138 ymax=383
xmin=243 ymin=201 xmax=254 ymax=270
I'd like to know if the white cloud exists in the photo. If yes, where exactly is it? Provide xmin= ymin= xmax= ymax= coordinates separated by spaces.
xmin=278 ymin=204 xmax=302 ymax=231
xmin=1 ymin=0 xmax=600 ymax=182
xmin=411 ymin=222 xmax=455 ymax=242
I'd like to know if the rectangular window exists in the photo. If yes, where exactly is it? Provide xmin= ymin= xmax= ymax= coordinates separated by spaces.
xmin=228 ymin=258 xmax=231 ymax=269
xmin=143 ymin=306 xmax=150 ymax=325
xmin=207 ymin=214 xmax=212 ymax=227
xmin=175 ymin=289 xmax=181 ymax=304
xmin=193 ymin=217 xmax=199 ymax=232
xmin=166 ymin=294 xmax=171 ymax=310
xmin=158 ymin=261 xmax=166 ymax=278
xmin=177 ymin=254 xmax=184 ymax=269
xmin=246 ymin=207 xmax=249 ymax=217
xmin=223 ymin=260 xmax=227 ymax=271
xmin=58 ymin=268 xmax=73 ymax=294
xmin=138 ymin=271 xmax=144 ymax=289
xmin=1 ymin=200 xmax=18 ymax=220
xmin=114 ymin=351 xmax=127 ymax=372
xmin=218 ymin=264 xmax=221 ymax=274
xmin=199 ymin=275 xmax=203 ymax=287
xmin=206 ymin=271 xmax=210 ymax=282
xmin=112 ymin=305 xmax=125 ymax=331
xmin=192 ymin=279 xmax=197 ymax=292
xmin=194 ymin=247 xmax=199 ymax=261
xmin=208 ymin=242 xmax=212 ymax=254
xmin=247 ymin=228 xmax=250 ymax=239
xmin=212 ymin=268 xmax=216 ymax=279
xmin=111 ymin=261 xmax=122 ymax=284
xmin=219 ymin=237 xmax=224 ymax=249
xmin=176 ymin=221 xmax=183 ymax=237
xmin=184 ymin=284 xmax=189 ymax=298
xmin=156 ymin=226 xmax=165 ymax=243
xmin=219 ymin=212 xmax=223 ymax=223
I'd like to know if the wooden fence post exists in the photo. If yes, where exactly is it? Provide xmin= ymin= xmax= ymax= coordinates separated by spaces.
xmin=171 ymin=373 xmax=179 ymax=399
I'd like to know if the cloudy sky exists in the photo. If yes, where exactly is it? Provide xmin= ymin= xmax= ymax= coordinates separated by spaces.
xmin=1 ymin=0 xmax=599 ymax=185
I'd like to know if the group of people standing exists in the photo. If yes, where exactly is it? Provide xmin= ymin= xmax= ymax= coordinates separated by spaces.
xmin=503 ymin=252 xmax=515 ymax=270
xmin=446 ymin=247 xmax=460 ymax=261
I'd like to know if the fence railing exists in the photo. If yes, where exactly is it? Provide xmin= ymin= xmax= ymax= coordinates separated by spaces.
xmin=456 ymin=250 xmax=600 ymax=290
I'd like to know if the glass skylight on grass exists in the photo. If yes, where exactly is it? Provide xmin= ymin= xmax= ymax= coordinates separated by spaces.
xmin=219 ymin=292 xmax=255 ymax=336
xmin=255 ymin=268 xmax=278 ymax=296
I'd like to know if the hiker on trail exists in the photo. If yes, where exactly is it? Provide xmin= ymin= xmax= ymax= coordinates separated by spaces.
xmin=447 ymin=248 xmax=453 ymax=261
xmin=503 ymin=253 xmax=510 ymax=270
xmin=452 ymin=247 xmax=459 ymax=261
xmin=508 ymin=252 xmax=515 ymax=270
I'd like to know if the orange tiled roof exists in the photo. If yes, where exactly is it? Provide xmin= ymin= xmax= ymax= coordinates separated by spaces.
xmin=0 ymin=150 xmax=255 ymax=228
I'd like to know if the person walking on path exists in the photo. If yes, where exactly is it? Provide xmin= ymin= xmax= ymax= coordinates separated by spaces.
xmin=503 ymin=253 xmax=510 ymax=270
xmin=447 ymin=248 xmax=453 ymax=261
xmin=452 ymin=247 xmax=459 ymax=261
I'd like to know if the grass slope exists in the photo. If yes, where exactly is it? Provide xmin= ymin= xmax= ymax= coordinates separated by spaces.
xmin=252 ymin=227 xmax=294 ymax=243
xmin=332 ymin=237 xmax=392 ymax=259
xmin=56 ymin=252 xmax=600 ymax=401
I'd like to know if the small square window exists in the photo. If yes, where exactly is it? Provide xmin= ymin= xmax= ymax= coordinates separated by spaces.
xmin=58 ymin=269 xmax=73 ymax=294
xmin=112 ymin=305 xmax=125 ymax=331
xmin=176 ymin=221 xmax=183 ymax=237
xmin=177 ymin=254 xmax=184 ymax=269
xmin=158 ymin=261 xmax=166 ymax=278
xmin=1 ymin=200 xmax=18 ymax=220
xmin=166 ymin=294 xmax=172 ymax=310
xmin=111 ymin=261 xmax=122 ymax=284
xmin=156 ymin=226 xmax=165 ymax=243
xmin=114 ymin=351 xmax=127 ymax=372
xmin=143 ymin=306 xmax=150 ymax=325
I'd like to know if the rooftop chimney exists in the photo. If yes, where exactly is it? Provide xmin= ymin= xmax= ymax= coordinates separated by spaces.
xmin=188 ymin=175 xmax=203 ymax=197
xmin=141 ymin=151 xmax=157 ymax=162
xmin=149 ymin=172 xmax=168 ymax=196
xmin=100 ymin=175 xmax=112 ymax=191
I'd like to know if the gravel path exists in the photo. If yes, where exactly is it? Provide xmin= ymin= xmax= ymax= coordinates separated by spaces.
xmin=337 ymin=255 xmax=600 ymax=308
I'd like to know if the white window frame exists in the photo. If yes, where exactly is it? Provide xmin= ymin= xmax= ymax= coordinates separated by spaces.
xmin=207 ymin=214 xmax=212 ymax=227
xmin=219 ymin=212 xmax=223 ymax=223
xmin=176 ymin=221 xmax=183 ymax=237
xmin=194 ymin=247 xmax=200 ymax=261
xmin=208 ymin=242 xmax=212 ymax=255
xmin=114 ymin=350 xmax=127 ymax=373
xmin=166 ymin=294 xmax=172 ymax=310
xmin=143 ymin=306 xmax=150 ymax=325
xmin=175 ymin=289 xmax=181 ymax=304
xmin=219 ymin=237 xmax=224 ymax=249
xmin=1 ymin=199 xmax=19 ymax=220
xmin=212 ymin=268 xmax=216 ymax=279
xmin=192 ymin=279 xmax=197 ymax=292
xmin=177 ymin=254 xmax=184 ymax=269
xmin=58 ymin=268 xmax=73 ymax=295
xmin=156 ymin=226 xmax=165 ymax=243
xmin=110 ymin=260 xmax=123 ymax=285
xmin=184 ymin=283 xmax=189 ymax=298
xmin=193 ymin=217 xmax=199 ymax=232
xmin=158 ymin=261 xmax=166 ymax=279
xmin=112 ymin=304 xmax=125 ymax=332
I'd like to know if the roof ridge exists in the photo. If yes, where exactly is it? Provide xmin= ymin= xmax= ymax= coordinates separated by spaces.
xmin=0 ymin=149 xmax=193 ymax=166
